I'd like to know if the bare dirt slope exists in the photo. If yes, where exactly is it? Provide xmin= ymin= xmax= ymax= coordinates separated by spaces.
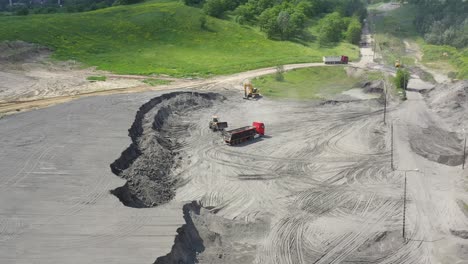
xmin=390 ymin=77 xmax=468 ymax=264
xmin=0 ymin=41 xmax=145 ymax=103
xmin=423 ymin=80 xmax=468 ymax=132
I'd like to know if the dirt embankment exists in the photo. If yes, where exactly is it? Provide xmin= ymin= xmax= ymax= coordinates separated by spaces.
xmin=155 ymin=201 xmax=268 ymax=264
xmin=423 ymin=80 xmax=468 ymax=132
xmin=110 ymin=92 xmax=224 ymax=208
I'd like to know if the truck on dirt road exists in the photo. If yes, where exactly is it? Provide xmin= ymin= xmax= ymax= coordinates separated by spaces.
xmin=323 ymin=55 xmax=349 ymax=64
xmin=223 ymin=122 xmax=265 ymax=145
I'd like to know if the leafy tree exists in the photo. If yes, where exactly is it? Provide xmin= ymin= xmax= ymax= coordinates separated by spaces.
xmin=259 ymin=3 xmax=306 ymax=40
xmin=345 ymin=17 xmax=361 ymax=44
xmin=234 ymin=3 xmax=257 ymax=24
xmin=203 ymin=0 xmax=227 ymax=18
xmin=258 ymin=7 xmax=279 ymax=39
xmin=184 ymin=0 xmax=204 ymax=7
xmin=318 ymin=12 xmax=345 ymax=45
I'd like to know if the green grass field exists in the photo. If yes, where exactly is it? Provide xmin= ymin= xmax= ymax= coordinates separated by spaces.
xmin=252 ymin=67 xmax=364 ymax=100
xmin=0 ymin=0 xmax=358 ymax=77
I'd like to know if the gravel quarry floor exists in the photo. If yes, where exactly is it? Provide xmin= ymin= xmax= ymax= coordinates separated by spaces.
xmin=1 ymin=75 xmax=467 ymax=263
xmin=1 ymin=26 xmax=467 ymax=263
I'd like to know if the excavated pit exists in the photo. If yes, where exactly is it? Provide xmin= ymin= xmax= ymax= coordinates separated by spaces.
xmin=110 ymin=92 xmax=224 ymax=208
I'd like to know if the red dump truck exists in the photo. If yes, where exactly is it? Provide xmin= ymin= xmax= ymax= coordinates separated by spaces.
xmin=223 ymin=122 xmax=265 ymax=145
xmin=323 ymin=55 xmax=349 ymax=64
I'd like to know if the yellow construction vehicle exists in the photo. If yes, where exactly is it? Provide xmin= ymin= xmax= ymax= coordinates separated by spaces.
xmin=209 ymin=116 xmax=228 ymax=132
xmin=395 ymin=59 xmax=402 ymax=68
xmin=243 ymin=83 xmax=260 ymax=99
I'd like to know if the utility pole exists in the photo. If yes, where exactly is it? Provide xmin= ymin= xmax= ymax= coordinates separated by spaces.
xmin=400 ymin=169 xmax=419 ymax=242
xmin=383 ymin=82 xmax=387 ymax=125
xmin=463 ymin=136 xmax=466 ymax=170
xmin=403 ymin=173 xmax=407 ymax=241
xmin=391 ymin=123 xmax=394 ymax=171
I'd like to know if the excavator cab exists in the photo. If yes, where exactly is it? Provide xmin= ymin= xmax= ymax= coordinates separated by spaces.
xmin=243 ymin=83 xmax=260 ymax=99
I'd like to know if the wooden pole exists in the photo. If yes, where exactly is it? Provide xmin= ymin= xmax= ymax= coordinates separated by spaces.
xmin=391 ymin=123 xmax=394 ymax=171
xmin=403 ymin=173 xmax=407 ymax=241
xmin=383 ymin=83 xmax=387 ymax=125
xmin=463 ymin=137 xmax=466 ymax=170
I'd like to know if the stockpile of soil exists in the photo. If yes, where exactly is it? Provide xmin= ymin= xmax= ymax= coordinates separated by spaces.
xmin=423 ymin=80 xmax=468 ymax=132
xmin=110 ymin=92 xmax=224 ymax=208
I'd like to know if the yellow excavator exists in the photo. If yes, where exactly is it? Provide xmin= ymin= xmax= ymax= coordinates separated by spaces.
xmin=395 ymin=59 xmax=402 ymax=68
xmin=243 ymin=83 xmax=260 ymax=99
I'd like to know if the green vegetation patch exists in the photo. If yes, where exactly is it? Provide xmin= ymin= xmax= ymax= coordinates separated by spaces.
xmin=86 ymin=75 xmax=107 ymax=81
xmin=252 ymin=66 xmax=363 ymax=100
xmin=142 ymin=78 xmax=172 ymax=86
xmin=0 ymin=0 xmax=358 ymax=77
xmin=370 ymin=4 xmax=468 ymax=79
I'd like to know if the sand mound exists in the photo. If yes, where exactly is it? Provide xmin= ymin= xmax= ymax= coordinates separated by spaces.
xmin=423 ymin=80 xmax=468 ymax=132
xmin=110 ymin=92 xmax=224 ymax=208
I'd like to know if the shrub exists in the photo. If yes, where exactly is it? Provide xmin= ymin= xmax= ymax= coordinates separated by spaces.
xmin=87 ymin=76 xmax=107 ymax=81
xmin=15 ymin=7 xmax=29 ymax=16
xmin=393 ymin=69 xmax=410 ymax=89
xmin=275 ymin=65 xmax=284 ymax=81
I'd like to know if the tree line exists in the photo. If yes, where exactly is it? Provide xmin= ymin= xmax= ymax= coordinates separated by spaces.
xmin=410 ymin=0 xmax=467 ymax=49
xmin=185 ymin=0 xmax=367 ymax=44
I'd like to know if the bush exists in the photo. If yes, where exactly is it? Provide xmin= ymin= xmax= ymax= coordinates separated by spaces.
xmin=275 ymin=65 xmax=284 ymax=81
xmin=199 ymin=15 xmax=207 ymax=29
xmin=184 ymin=0 xmax=204 ymax=6
xmin=87 ymin=76 xmax=107 ymax=81
xmin=393 ymin=69 xmax=410 ymax=90
xmin=15 ymin=7 xmax=29 ymax=16
xmin=113 ymin=0 xmax=143 ymax=6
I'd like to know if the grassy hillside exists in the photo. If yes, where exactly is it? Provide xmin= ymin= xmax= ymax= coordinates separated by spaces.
xmin=0 ymin=0 xmax=359 ymax=77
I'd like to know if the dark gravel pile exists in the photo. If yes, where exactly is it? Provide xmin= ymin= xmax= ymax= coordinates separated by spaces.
xmin=110 ymin=92 xmax=224 ymax=208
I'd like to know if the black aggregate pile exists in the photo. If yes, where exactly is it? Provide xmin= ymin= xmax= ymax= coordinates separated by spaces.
xmin=110 ymin=92 xmax=224 ymax=208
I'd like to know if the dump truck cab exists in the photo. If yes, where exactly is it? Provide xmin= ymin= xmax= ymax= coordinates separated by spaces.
xmin=252 ymin=122 xmax=265 ymax=135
